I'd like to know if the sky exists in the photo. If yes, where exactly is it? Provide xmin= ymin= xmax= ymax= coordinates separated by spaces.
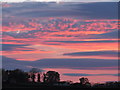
xmin=1 ymin=0 xmax=119 ymax=2
xmin=2 ymin=2 xmax=119 ymax=83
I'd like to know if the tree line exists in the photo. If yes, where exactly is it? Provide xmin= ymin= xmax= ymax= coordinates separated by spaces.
xmin=2 ymin=68 xmax=120 ymax=88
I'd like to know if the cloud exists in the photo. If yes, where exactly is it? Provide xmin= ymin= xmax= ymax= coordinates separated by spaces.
xmin=63 ymin=50 xmax=118 ymax=57
xmin=33 ymin=58 xmax=118 ymax=69
xmin=63 ymin=73 xmax=92 ymax=76
xmin=63 ymin=73 xmax=119 ymax=76
xmin=77 ymin=2 xmax=118 ymax=19
xmin=46 ymin=40 xmax=118 ymax=43
xmin=3 ymin=56 xmax=118 ymax=70
xmin=2 ymin=44 xmax=35 ymax=51
xmin=2 ymin=2 xmax=118 ymax=19
xmin=2 ymin=44 xmax=27 ymax=51
xmin=2 ymin=56 xmax=29 ymax=71
xmin=89 ymin=30 xmax=119 ymax=39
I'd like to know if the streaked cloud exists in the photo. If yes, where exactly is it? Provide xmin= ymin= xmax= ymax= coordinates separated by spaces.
xmin=63 ymin=50 xmax=118 ymax=57
xmin=2 ymin=56 xmax=118 ymax=70
xmin=2 ymin=2 xmax=118 ymax=19
xmin=63 ymin=73 xmax=119 ymax=76
xmin=2 ymin=44 xmax=31 ymax=51
xmin=46 ymin=40 xmax=119 ymax=43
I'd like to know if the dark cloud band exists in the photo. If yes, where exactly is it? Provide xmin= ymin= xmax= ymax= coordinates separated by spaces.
xmin=63 ymin=73 xmax=119 ymax=76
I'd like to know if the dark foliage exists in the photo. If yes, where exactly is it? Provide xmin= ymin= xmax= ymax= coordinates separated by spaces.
xmin=2 ymin=69 xmax=29 ymax=83
xmin=2 ymin=69 xmax=120 ymax=89
xmin=43 ymin=71 xmax=60 ymax=83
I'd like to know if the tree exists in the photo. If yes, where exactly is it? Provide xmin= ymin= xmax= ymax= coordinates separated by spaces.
xmin=29 ymin=68 xmax=42 ymax=82
xmin=37 ymin=73 xmax=41 ymax=82
xmin=2 ymin=69 xmax=8 ymax=83
xmin=43 ymin=71 xmax=60 ymax=83
xmin=7 ymin=69 xmax=29 ymax=83
xmin=43 ymin=73 xmax=47 ymax=83
xmin=79 ymin=77 xmax=91 ymax=87
xmin=31 ymin=73 xmax=35 ymax=82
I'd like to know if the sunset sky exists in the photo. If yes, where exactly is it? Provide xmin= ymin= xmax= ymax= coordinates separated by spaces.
xmin=2 ymin=2 xmax=119 ymax=83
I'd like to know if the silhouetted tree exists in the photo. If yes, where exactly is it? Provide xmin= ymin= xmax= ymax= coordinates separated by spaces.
xmin=6 ymin=69 xmax=29 ymax=83
xmin=105 ymin=81 xmax=119 ymax=88
xmin=31 ymin=73 xmax=35 ymax=82
xmin=43 ymin=73 xmax=47 ymax=83
xmin=66 ymin=80 xmax=73 ymax=84
xmin=43 ymin=71 xmax=60 ymax=83
xmin=79 ymin=77 xmax=91 ymax=87
xmin=29 ymin=68 xmax=42 ymax=82
xmin=2 ymin=69 xmax=8 ymax=83
xmin=37 ymin=73 xmax=41 ymax=82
